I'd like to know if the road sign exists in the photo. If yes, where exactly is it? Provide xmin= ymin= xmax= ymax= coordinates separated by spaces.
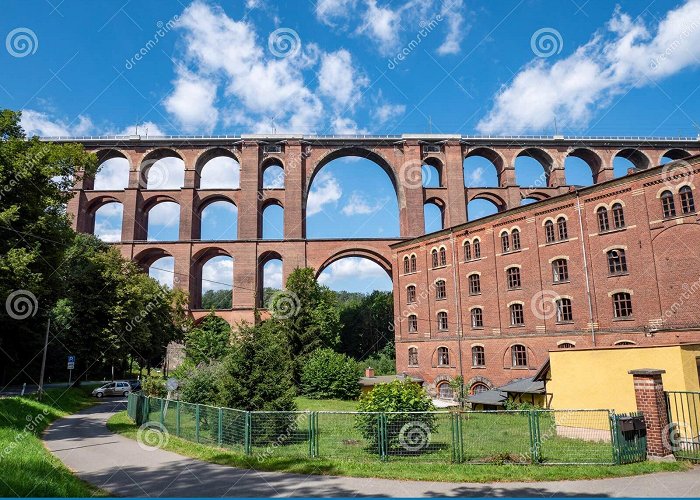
xmin=67 ymin=355 xmax=75 ymax=370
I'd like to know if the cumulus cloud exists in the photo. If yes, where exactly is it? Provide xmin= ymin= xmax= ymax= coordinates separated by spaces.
xmin=307 ymin=171 xmax=342 ymax=216
xmin=372 ymin=103 xmax=406 ymax=124
xmin=319 ymin=49 xmax=368 ymax=111
xmin=199 ymin=156 xmax=241 ymax=189
xmin=465 ymin=166 xmax=485 ymax=187
xmin=149 ymin=256 xmax=175 ymax=288
xmin=93 ymin=158 xmax=130 ymax=190
xmin=318 ymin=257 xmax=392 ymax=291
xmin=147 ymin=202 xmax=180 ymax=229
xmin=93 ymin=203 xmax=124 ymax=242
xmin=477 ymin=1 xmax=700 ymax=134
xmin=164 ymin=68 xmax=219 ymax=133
xmin=341 ymin=191 xmax=388 ymax=215
xmin=20 ymin=109 xmax=93 ymax=137
xmin=202 ymin=256 xmax=233 ymax=292
xmin=263 ymin=259 xmax=283 ymax=288
xmin=437 ymin=0 xmax=466 ymax=55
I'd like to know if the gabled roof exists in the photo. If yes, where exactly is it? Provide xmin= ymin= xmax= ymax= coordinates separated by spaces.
xmin=497 ymin=377 xmax=545 ymax=395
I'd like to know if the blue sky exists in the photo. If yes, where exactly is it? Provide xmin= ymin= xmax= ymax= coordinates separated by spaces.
xmin=3 ymin=0 xmax=700 ymax=294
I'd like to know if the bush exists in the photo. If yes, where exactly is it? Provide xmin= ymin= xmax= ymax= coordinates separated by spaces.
xmin=178 ymin=362 xmax=231 ymax=407
xmin=355 ymin=380 xmax=437 ymax=454
xmin=301 ymin=348 xmax=360 ymax=400
xmin=141 ymin=376 xmax=166 ymax=397
xmin=360 ymin=343 xmax=396 ymax=376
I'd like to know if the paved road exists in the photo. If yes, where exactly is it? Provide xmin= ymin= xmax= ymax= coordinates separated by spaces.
xmin=44 ymin=401 xmax=700 ymax=497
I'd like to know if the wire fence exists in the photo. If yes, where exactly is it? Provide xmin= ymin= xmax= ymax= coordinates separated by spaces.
xmin=127 ymin=394 xmax=645 ymax=465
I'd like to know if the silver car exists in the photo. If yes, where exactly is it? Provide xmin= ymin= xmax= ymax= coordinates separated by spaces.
xmin=92 ymin=381 xmax=131 ymax=398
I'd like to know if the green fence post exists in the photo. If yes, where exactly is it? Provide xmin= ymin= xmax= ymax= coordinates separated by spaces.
xmin=378 ymin=413 xmax=388 ymax=461
xmin=142 ymin=397 xmax=149 ymax=425
xmin=610 ymin=412 xmax=620 ymax=465
xmin=176 ymin=401 xmax=180 ymax=437
xmin=160 ymin=398 xmax=165 ymax=427
xmin=244 ymin=412 xmax=252 ymax=455
xmin=218 ymin=407 xmax=223 ymax=447
xmin=528 ymin=410 xmax=541 ymax=463
xmin=195 ymin=404 xmax=200 ymax=443
xmin=307 ymin=412 xmax=313 ymax=458
xmin=315 ymin=412 xmax=319 ymax=458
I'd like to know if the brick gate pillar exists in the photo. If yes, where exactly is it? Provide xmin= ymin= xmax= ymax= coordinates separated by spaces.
xmin=629 ymin=369 xmax=672 ymax=458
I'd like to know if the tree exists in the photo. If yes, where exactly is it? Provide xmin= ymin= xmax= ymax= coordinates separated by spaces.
xmin=201 ymin=289 xmax=232 ymax=309
xmin=339 ymin=291 xmax=394 ymax=360
xmin=280 ymin=268 xmax=341 ymax=384
xmin=301 ymin=348 xmax=360 ymax=400
xmin=184 ymin=312 xmax=232 ymax=365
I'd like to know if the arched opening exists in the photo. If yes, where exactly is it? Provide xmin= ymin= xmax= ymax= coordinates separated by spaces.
xmin=565 ymin=149 xmax=600 ymax=186
xmin=200 ymin=199 xmax=237 ymax=240
xmin=464 ymin=148 xmax=502 ymax=187
xmin=422 ymin=158 xmax=442 ymax=187
xmin=199 ymin=253 xmax=234 ymax=310
xmin=306 ymin=152 xmax=399 ymax=238
xmin=318 ymin=256 xmax=392 ymax=293
xmin=660 ymin=149 xmax=691 ymax=164
xmin=94 ymin=156 xmax=129 ymax=190
xmin=262 ymin=159 xmax=285 ymax=188
xmin=259 ymin=252 xmax=283 ymax=307
xmin=424 ymin=200 xmax=444 ymax=233
xmin=146 ymin=201 xmax=180 ymax=241
xmin=149 ymin=256 xmax=175 ymax=288
xmin=467 ymin=197 xmax=502 ymax=221
xmin=614 ymin=149 xmax=651 ymax=177
xmin=93 ymin=202 xmax=123 ymax=242
xmin=262 ymin=201 xmax=284 ymax=239
xmin=199 ymin=153 xmax=240 ymax=189
xmin=141 ymin=149 xmax=185 ymax=189
xmin=515 ymin=148 xmax=552 ymax=188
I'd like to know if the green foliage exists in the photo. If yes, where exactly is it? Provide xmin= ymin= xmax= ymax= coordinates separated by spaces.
xmin=185 ymin=312 xmax=232 ymax=365
xmin=338 ymin=291 xmax=394 ymax=361
xmin=178 ymin=362 xmax=231 ymax=407
xmin=360 ymin=343 xmax=396 ymax=376
xmin=355 ymin=380 xmax=437 ymax=453
xmin=503 ymin=399 xmax=541 ymax=411
xmin=301 ymin=348 xmax=360 ymax=400
xmin=142 ymin=376 xmax=167 ymax=397
xmin=201 ymin=289 xmax=232 ymax=309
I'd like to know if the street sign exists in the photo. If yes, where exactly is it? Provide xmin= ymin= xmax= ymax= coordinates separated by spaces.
xmin=67 ymin=355 xmax=75 ymax=370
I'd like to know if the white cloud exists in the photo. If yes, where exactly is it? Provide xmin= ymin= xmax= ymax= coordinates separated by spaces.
xmin=360 ymin=0 xmax=403 ymax=55
xmin=465 ymin=166 xmax=484 ymax=187
xmin=436 ymin=0 xmax=466 ymax=55
xmin=149 ymin=256 xmax=175 ymax=288
xmin=478 ymin=1 xmax=700 ymax=134
xmin=93 ymin=203 xmax=123 ymax=242
xmin=147 ymin=201 xmax=180 ymax=228
xmin=145 ymin=157 xmax=185 ymax=189
xmin=331 ymin=116 xmax=369 ymax=134
xmin=316 ymin=0 xmax=357 ymax=23
xmin=202 ymin=256 xmax=233 ymax=292
xmin=199 ymin=156 xmax=241 ymax=188
xmin=94 ymin=157 xmax=130 ymax=190
xmin=164 ymin=68 xmax=219 ymax=133
xmin=318 ymin=257 xmax=391 ymax=291
xmin=373 ymin=103 xmax=406 ymax=124
xmin=20 ymin=109 xmax=92 ymax=137
xmin=341 ymin=191 xmax=388 ymax=215
xmin=263 ymin=260 xmax=283 ymax=288
xmin=263 ymin=165 xmax=285 ymax=188
xmin=319 ymin=49 xmax=368 ymax=111
xmin=307 ymin=171 xmax=342 ymax=216
xmin=116 ymin=121 xmax=166 ymax=137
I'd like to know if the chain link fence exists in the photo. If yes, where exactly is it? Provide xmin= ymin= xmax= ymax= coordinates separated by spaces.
xmin=128 ymin=394 xmax=644 ymax=465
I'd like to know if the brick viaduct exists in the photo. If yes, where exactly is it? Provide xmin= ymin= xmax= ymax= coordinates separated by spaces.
xmin=61 ymin=134 xmax=700 ymax=324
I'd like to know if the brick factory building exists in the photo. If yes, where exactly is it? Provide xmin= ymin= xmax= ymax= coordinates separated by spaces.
xmin=391 ymin=156 xmax=700 ymax=398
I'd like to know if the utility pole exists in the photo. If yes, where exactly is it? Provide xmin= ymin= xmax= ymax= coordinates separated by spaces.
xmin=37 ymin=317 xmax=50 ymax=401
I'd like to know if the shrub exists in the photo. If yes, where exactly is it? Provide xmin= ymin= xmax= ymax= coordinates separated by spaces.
xmin=178 ymin=361 xmax=231 ymax=407
xmin=355 ymin=380 xmax=437 ymax=454
xmin=141 ymin=376 xmax=167 ymax=397
xmin=301 ymin=348 xmax=360 ymax=400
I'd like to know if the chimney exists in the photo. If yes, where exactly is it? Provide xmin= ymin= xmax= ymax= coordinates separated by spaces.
xmin=365 ymin=367 xmax=375 ymax=378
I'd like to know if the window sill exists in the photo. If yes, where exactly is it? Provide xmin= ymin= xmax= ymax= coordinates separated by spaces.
xmin=663 ymin=212 xmax=696 ymax=222
xmin=464 ymin=257 xmax=483 ymax=263
xmin=471 ymin=365 xmax=486 ymax=369
xmin=502 ymin=249 xmax=522 ymax=255
xmin=510 ymin=366 xmax=531 ymax=370
xmin=469 ymin=292 xmax=482 ymax=297
xmin=555 ymin=321 xmax=575 ymax=325
xmin=470 ymin=327 xmax=484 ymax=330
xmin=509 ymin=324 xmax=525 ymax=328
xmin=612 ymin=316 xmax=634 ymax=322
xmin=407 ymin=330 xmax=418 ymax=334
xmin=402 ymin=271 xmax=419 ymax=276
xmin=436 ymin=297 xmax=447 ymax=301
xmin=598 ymin=226 xmax=626 ymax=235
xmin=552 ymin=280 xmax=571 ymax=285
xmin=432 ymin=264 xmax=449 ymax=270
xmin=545 ymin=239 xmax=568 ymax=246
xmin=507 ymin=287 xmax=522 ymax=291
xmin=608 ymin=272 xmax=629 ymax=278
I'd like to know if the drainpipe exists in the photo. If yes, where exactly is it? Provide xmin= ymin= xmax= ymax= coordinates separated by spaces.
xmin=449 ymin=230 xmax=466 ymax=406
xmin=575 ymin=191 xmax=596 ymax=345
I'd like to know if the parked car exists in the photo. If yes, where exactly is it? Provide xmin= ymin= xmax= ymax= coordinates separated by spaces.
xmin=127 ymin=379 xmax=141 ymax=392
xmin=92 ymin=381 xmax=132 ymax=398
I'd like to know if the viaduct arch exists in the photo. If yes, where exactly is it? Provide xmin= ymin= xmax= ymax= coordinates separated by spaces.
xmin=60 ymin=134 xmax=700 ymax=324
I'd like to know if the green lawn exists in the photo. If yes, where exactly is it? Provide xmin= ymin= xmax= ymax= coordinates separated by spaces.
xmin=0 ymin=387 xmax=105 ymax=497
xmin=294 ymin=396 xmax=358 ymax=411
xmin=108 ymin=410 xmax=689 ymax=483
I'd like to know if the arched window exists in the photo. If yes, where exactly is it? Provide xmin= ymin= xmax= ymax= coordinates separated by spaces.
xmin=437 ymin=381 xmax=453 ymax=399
xmin=471 ymin=307 xmax=483 ymax=328
xmin=435 ymin=279 xmax=447 ymax=300
xmin=437 ymin=346 xmax=449 ymax=366
xmin=510 ymin=303 xmax=524 ymax=326
xmin=615 ymin=340 xmax=636 ymax=346
xmin=470 ymin=382 xmax=489 ymax=395
xmin=468 ymin=274 xmax=481 ymax=295
xmin=464 ymin=241 xmax=472 ymax=261
xmin=607 ymin=249 xmax=627 ymax=275
xmin=557 ymin=217 xmax=568 ymax=240
xmin=597 ymin=207 xmax=609 ymax=232
xmin=511 ymin=344 xmax=528 ymax=367
xmin=612 ymin=292 xmax=633 ymax=318
xmin=473 ymin=238 xmax=481 ymax=258
xmin=558 ymin=342 xmax=575 ymax=349
xmin=407 ymin=285 xmax=416 ymax=304
xmin=555 ymin=298 xmax=573 ymax=322
xmin=410 ymin=254 xmax=417 ymax=273
xmin=680 ymin=186 xmax=695 ymax=214
xmin=506 ymin=267 xmax=521 ymax=290
xmin=439 ymin=246 xmax=447 ymax=266
xmin=500 ymin=231 xmax=510 ymax=253
xmin=552 ymin=258 xmax=569 ymax=282
xmin=612 ymin=203 xmax=625 ymax=229
xmin=661 ymin=190 xmax=676 ymax=218
xmin=544 ymin=220 xmax=555 ymax=243
xmin=403 ymin=256 xmax=410 ymax=274
xmin=408 ymin=347 xmax=419 ymax=366
xmin=511 ymin=228 xmax=521 ymax=250
xmin=472 ymin=346 xmax=485 ymax=366
xmin=408 ymin=314 xmax=418 ymax=333
xmin=437 ymin=311 xmax=448 ymax=331
xmin=431 ymin=249 xmax=439 ymax=268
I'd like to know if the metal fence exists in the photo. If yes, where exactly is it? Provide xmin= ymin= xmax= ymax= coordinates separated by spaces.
xmin=666 ymin=391 xmax=700 ymax=461
xmin=127 ymin=394 xmax=644 ymax=465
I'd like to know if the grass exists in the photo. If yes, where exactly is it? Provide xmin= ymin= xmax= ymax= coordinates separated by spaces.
xmin=0 ymin=386 xmax=105 ymax=497
xmin=108 ymin=409 xmax=690 ymax=483
xmin=294 ymin=396 xmax=358 ymax=411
